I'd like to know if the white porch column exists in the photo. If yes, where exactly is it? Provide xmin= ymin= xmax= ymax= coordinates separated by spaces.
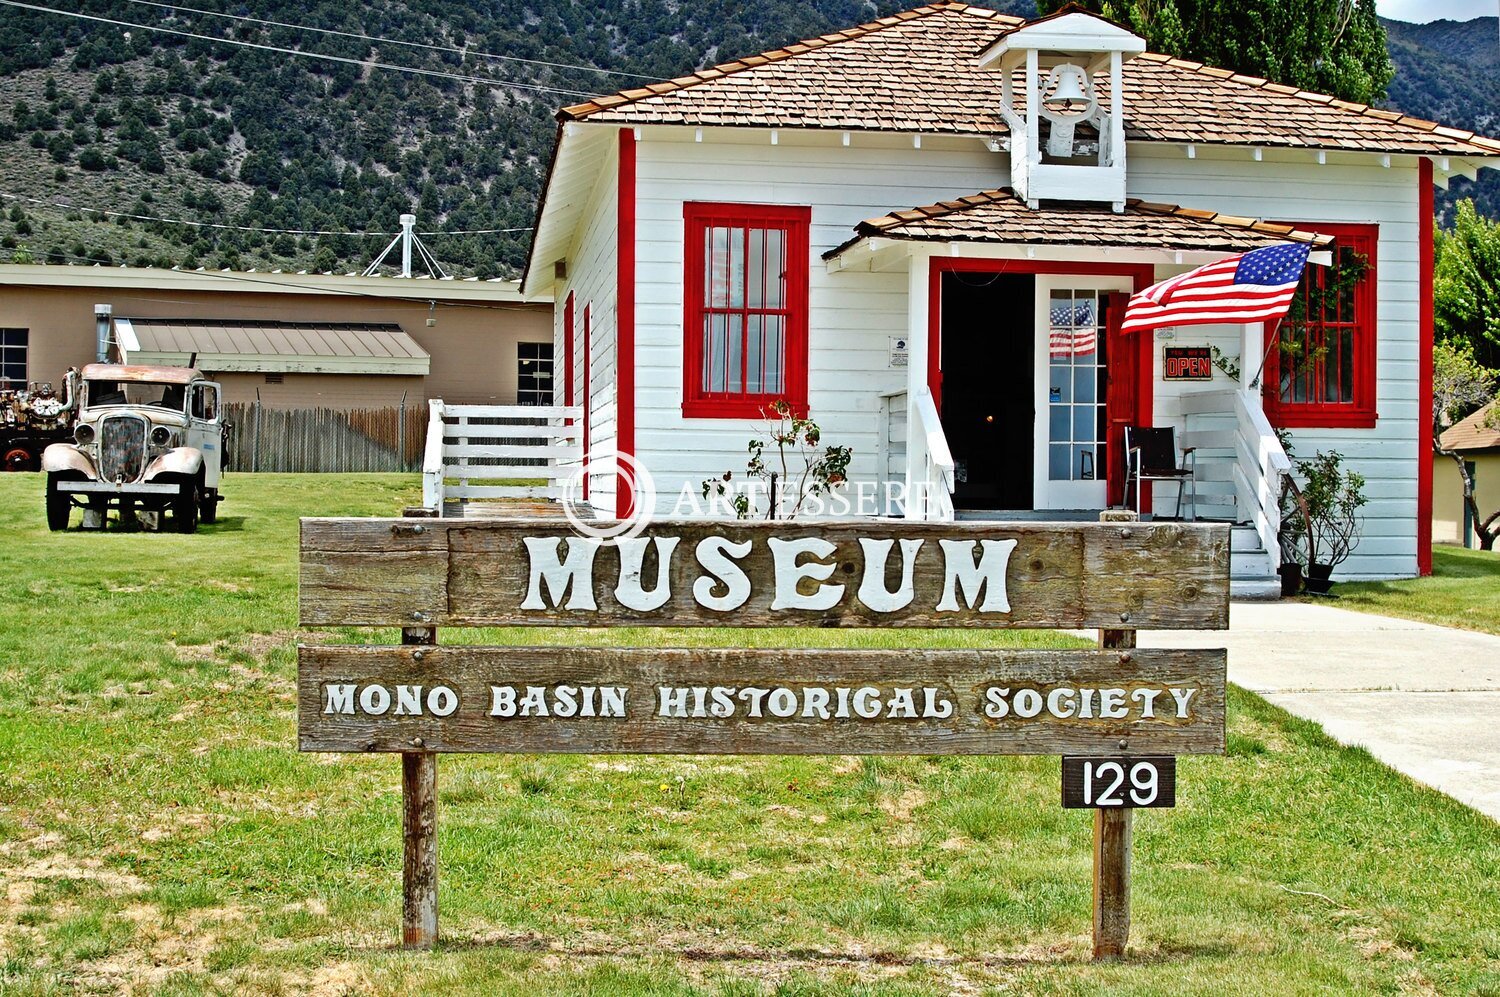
xmin=905 ymin=248 xmax=934 ymax=516
xmin=1241 ymin=321 xmax=1261 ymax=393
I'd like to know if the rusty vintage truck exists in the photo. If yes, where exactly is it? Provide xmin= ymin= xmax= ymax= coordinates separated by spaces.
xmin=43 ymin=364 xmax=225 ymax=532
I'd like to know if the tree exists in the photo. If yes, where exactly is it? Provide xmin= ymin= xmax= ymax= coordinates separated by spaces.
xmin=1432 ymin=341 xmax=1500 ymax=550
xmin=1435 ymin=200 xmax=1500 ymax=372
xmin=1037 ymin=0 xmax=1394 ymax=104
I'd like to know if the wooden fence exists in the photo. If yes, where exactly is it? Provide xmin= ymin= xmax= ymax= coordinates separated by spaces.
xmin=223 ymin=403 xmax=425 ymax=473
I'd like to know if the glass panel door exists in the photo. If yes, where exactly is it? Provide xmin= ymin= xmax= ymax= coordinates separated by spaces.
xmin=1046 ymin=289 xmax=1107 ymax=488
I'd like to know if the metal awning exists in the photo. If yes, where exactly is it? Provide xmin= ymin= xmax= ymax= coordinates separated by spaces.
xmin=115 ymin=319 xmax=431 ymax=376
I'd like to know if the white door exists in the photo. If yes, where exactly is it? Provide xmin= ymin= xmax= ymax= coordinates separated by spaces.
xmin=187 ymin=381 xmax=223 ymax=488
xmin=1033 ymin=276 xmax=1132 ymax=510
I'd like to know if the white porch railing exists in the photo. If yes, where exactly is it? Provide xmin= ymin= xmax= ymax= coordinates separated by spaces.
xmin=1179 ymin=387 xmax=1290 ymax=560
xmin=878 ymin=389 xmax=908 ymax=517
xmin=909 ymin=389 xmax=955 ymax=522
xmin=421 ymin=400 xmax=584 ymax=514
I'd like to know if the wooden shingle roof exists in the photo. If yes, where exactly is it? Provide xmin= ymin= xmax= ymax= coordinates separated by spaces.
xmin=824 ymin=188 xmax=1336 ymax=259
xmin=561 ymin=1 xmax=1500 ymax=158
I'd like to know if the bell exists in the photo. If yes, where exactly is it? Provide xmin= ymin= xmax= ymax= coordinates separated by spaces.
xmin=1042 ymin=65 xmax=1092 ymax=115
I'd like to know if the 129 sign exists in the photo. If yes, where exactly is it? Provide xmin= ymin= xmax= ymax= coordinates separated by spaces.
xmin=1061 ymin=756 xmax=1177 ymax=808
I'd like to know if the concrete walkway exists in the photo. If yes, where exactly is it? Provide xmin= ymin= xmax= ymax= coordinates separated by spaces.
xmin=1139 ymin=602 xmax=1500 ymax=822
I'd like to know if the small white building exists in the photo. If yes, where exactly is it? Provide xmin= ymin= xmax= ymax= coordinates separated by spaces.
xmin=520 ymin=2 xmax=1500 ymax=586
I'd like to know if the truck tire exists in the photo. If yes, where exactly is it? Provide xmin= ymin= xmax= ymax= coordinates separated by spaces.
xmin=173 ymin=482 xmax=199 ymax=534
xmin=199 ymin=488 xmax=218 ymax=524
xmin=46 ymin=473 xmax=72 ymax=531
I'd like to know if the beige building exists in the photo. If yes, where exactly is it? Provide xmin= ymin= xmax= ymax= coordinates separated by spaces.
xmin=1433 ymin=403 xmax=1500 ymax=547
xmin=0 ymin=265 xmax=553 ymax=408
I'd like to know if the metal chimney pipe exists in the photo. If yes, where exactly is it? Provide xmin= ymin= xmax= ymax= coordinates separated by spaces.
xmin=399 ymin=213 xmax=416 ymax=278
xmin=94 ymin=303 xmax=113 ymax=363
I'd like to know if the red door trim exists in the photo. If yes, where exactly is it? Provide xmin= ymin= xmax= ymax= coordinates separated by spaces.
xmin=1418 ymin=158 xmax=1434 ymax=576
xmin=582 ymin=303 xmax=591 ymax=501
xmin=616 ymin=128 xmax=637 ymax=519
xmin=926 ymin=257 xmax=1155 ymax=413
xmin=926 ymin=257 xmax=1154 ymax=512
xmin=562 ymin=291 xmax=575 ymax=407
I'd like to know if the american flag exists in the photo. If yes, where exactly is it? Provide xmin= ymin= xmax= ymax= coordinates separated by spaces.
xmin=1049 ymin=297 xmax=1096 ymax=357
xmin=1121 ymin=242 xmax=1312 ymax=335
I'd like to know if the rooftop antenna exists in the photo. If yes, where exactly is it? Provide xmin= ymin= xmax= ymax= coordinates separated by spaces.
xmin=363 ymin=214 xmax=448 ymax=279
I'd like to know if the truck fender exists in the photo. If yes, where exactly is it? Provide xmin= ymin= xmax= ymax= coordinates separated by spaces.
xmin=144 ymin=448 xmax=204 ymax=482
xmin=41 ymin=443 xmax=95 ymax=477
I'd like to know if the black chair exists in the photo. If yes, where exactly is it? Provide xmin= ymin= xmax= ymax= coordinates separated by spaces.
xmin=1124 ymin=426 xmax=1196 ymax=520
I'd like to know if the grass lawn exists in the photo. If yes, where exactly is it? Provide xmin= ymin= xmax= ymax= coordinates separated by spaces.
xmin=0 ymin=473 xmax=1496 ymax=995
xmin=1314 ymin=545 xmax=1500 ymax=635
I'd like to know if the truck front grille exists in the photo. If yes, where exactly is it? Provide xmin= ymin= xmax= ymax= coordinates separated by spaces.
xmin=98 ymin=415 xmax=147 ymax=483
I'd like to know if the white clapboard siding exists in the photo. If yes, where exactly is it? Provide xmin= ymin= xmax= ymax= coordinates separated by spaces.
xmin=556 ymin=124 xmax=1426 ymax=577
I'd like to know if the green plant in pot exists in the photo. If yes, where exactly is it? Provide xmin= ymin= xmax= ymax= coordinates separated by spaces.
xmin=1282 ymin=450 xmax=1367 ymax=595
xmin=1274 ymin=430 xmax=1303 ymax=596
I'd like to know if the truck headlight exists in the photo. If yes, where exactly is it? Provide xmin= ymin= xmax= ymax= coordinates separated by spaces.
xmin=150 ymin=426 xmax=173 ymax=447
xmin=74 ymin=424 xmax=95 ymax=445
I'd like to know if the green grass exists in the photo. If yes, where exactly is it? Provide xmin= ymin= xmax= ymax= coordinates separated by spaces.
xmin=0 ymin=473 xmax=1496 ymax=994
xmin=1310 ymin=545 xmax=1500 ymax=635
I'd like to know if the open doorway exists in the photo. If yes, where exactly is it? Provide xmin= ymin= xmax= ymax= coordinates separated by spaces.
xmin=939 ymin=271 xmax=1034 ymax=510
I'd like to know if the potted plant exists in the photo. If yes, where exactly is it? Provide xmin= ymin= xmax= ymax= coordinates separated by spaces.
xmin=1274 ymin=431 xmax=1303 ymax=596
xmin=1275 ymin=496 xmax=1304 ymax=597
xmin=1283 ymin=450 xmax=1367 ymax=595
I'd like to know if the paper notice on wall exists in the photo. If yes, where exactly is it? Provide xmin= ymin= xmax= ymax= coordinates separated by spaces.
xmin=890 ymin=336 xmax=909 ymax=368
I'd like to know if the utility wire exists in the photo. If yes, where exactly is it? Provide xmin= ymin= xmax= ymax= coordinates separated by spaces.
xmin=0 ymin=190 xmax=392 ymax=236
xmin=2 ymin=250 xmax=532 ymax=308
xmin=419 ymin=227 xmax=534 ymax=235
xmin=0 ymin=0 xmax=601 ymax=99
xmin=3 ymin=192 xmax=535 ymax=237
xmin=123 ymin=0 xmax=653 ymax=81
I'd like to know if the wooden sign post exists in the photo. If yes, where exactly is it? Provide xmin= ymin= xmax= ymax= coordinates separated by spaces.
xmin=299 ymin=517 xmax=1229 ymax=957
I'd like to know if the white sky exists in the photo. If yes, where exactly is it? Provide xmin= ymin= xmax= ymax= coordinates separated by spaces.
xmin=1376 ymin=0 xmax=1495 ymax=23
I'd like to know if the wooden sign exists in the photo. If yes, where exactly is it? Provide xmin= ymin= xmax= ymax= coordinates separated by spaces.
xmin=298 ymin=646 xmax=1226 ymax=757
xmin=1062 ymin=756 xmax=1177 ymax=808
xmin=1163 ymin=346 xmax=1214 ymax=380
xmin=298 ymin=512 xmax=1230 ymax=959
xmin=300 ymin=519 xmax=1230 ymax=631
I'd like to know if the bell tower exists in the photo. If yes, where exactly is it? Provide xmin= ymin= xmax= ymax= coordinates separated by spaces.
xmin=977 ymin=11 xmax=1146 ymax=212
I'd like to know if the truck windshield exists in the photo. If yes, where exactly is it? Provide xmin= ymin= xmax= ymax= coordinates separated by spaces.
xmin=85 ymin=380 xmax=186 ymax=411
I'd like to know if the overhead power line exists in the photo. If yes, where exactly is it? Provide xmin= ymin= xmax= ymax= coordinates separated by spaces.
xmin=123 ymin=0 xmax=653 ymax=81
xmin=0 ymin=0 xmax=601 ymax=99
xmin=418 ymin=227 xmax=534 ymax=235
xmin=4 ymin=250 xmax=532 ymax=308
xmin=0 ymin=190 xmax=391 ymax=235
xmin=2 ymin=191 xmax=537 ymax=237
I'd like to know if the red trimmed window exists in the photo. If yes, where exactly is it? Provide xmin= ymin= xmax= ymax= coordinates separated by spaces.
xmin=682 ymin=202 xmax=810 ymax=418
xmin=1264 ymin=223 xmax=1378 ymax=429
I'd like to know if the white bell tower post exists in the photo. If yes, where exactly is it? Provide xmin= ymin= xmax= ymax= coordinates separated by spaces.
xmin=976 ymin=12 xmax=1146 ymax=212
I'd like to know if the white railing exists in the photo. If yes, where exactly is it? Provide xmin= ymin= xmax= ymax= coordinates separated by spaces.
xmin=911 ymin=389 xmax=955 ymax=522
xmin=1231 ymin=388 xmax=1291 ymax=563
xmin=421 ymin=399 xmax=446 ymax=511
xmin=878 ymin=389 xmax=908 ymax=517
xmin=421 ymin=401 xmax=584 ymax=514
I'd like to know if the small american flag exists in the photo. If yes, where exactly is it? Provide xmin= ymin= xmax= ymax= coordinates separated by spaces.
xmin=1121 ymin=242 xmax=1312 ymax=335
xmin=1049 ymin=297 xmax=1096 ymax=357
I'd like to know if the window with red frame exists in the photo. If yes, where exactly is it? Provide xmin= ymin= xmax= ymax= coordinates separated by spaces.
xmin=1264 ymin=223 xmax=1378 ymax=428
xmin=682 ymin=202 xmax=810 ymax=418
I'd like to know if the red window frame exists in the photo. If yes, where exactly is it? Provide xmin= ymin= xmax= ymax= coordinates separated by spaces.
xmin=1263 ymin=222 xmax=1378 ymax=429
xmin=682 ymin=202 xmax=810 ymax=419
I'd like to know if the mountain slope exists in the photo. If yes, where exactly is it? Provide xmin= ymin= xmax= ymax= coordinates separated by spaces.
xmin=0 ymin=1 xmax=1489 ymax=276
xmin=1380 ymin=16 xmax=1500 ymax=221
